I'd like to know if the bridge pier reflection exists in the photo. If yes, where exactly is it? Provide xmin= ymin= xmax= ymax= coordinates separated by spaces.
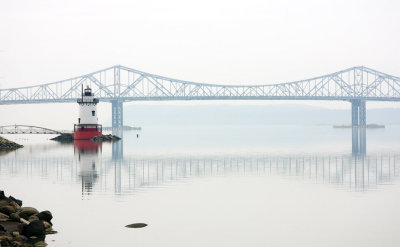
xmin=351 ymin=99 xmax=367 ymax=155
xmin=352 ymin=127 xmax=366 ymax=155
xmin=111 ymin=129 xmax=123 ymax=193
xmin=2 ymin=153 xmax=399 ymax=194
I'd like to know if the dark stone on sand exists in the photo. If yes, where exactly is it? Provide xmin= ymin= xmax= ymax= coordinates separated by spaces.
xmin=37 ymin=211 xmax=52 ymax=224
xmin=125 ymin=223 xmax=147 ymax=228
xmin=9 ymin=196 xmax=22 ymax=207
xmin=24 ymin=220 xmax=45 ymax=237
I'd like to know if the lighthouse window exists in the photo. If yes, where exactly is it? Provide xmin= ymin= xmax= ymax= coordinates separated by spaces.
xmin=92 ymin=111 xmax=95 ymax=116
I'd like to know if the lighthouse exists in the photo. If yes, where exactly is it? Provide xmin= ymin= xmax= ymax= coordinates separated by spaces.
xmin=73 ymin=85 xmax=102 ymax=140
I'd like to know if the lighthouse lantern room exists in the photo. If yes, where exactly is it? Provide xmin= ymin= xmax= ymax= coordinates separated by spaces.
xmin=73 ymin=85 xmax=102 ymax=140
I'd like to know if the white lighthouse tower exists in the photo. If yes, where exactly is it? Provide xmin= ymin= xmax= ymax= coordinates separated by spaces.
xmin=73 ymin=85 xmax=102 ymax=140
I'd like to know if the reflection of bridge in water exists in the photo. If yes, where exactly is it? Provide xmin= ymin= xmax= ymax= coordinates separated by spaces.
xmin=1 ymin=150 xmax=398 ymax=195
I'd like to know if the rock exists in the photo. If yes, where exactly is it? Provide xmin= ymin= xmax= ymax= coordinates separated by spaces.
xmin=37 ymin=211 xmax=52 ymax=224
xmin=9 ymin=201 xmax=21 ymax=211
xmin=28 ymin=215 xmax=39 ymax=223
xmin=9 ymin=196 xmax=22 ymax=207
xmin=9 ymin=213 xmax=20 ymax=222
xmin=13 ymin=234 xmax=27 ymax=243
xmin=12 ymin=231 xmax=19 ymax=237
xmin=50 ymin=133 xmax=73 ymax=143
xmin=0 ymin=224 xmax=5 ymax=232
xmin=0 ymin=212 xmax=9 ymax=221
xmin=0 ymin=198 xmax=12 ymax=207
xmin=0 ymin=235 xmax=13 ymax=246
xmin=42 ymin=221 xmax=51 ymax=229
xmin=11 ymin=240 xmax=24 ymax=247
xmin=44 ymin=229 xmax=57 ymax=235
xmin=0 ymin=136 xmax=23 ymax=151
xmin=24 ymin=220 xmax=45 ymax=237
xmin=0 ymin=221 xmax=23 ymax=234
xmin=125 ymin=223 xmax=147 ymax=228
xmin=92 ymin=134 xmax=121 ymax=142
xmin=19 ymin=207 xmax=39 ymax=218
xmin=0 ymin=205 xmax=16 ymax=215
xmin=20 ymin=218 xmax=30 ymax=226
xmin=34 ymin=240 xmax=47 ymax=247
xmin=0 ymin=191 xmax=5 ymax=200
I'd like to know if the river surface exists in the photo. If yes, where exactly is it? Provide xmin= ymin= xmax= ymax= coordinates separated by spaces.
xmin=1 ymin=124 xmax=400 ymax=247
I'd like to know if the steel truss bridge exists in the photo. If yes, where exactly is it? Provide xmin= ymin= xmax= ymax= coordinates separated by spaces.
xmin=0 ymin=65 xmax=399 ymax=151
xmin=0 ymin=125 xmax=65 ymax=134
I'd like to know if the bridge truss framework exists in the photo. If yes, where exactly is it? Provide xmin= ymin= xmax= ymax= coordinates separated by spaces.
xmin=0 ymin=65 xmax=399 ymax=135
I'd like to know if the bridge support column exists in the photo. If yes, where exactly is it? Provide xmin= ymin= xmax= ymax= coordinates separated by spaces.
xmin=111 ymin=100 xmax=123 ymax=130
xmin=351 ymin=99 xmax=366 ymax=155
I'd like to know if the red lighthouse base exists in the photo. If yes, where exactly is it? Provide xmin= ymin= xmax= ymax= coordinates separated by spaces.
xmin=73 ymin=124 xmax=102 ymax=140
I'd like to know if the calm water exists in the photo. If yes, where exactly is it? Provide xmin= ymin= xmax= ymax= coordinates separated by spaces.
xmin=1 ymin=124 xmax=400 ymax=247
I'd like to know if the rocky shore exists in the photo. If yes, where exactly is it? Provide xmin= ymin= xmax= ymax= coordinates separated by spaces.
xmin=49 ymin=133 xmax=73 ymax=143
xmin=0 ymin=136 xmax=23 ymax=152
xmin=0 ymin=191 xmax=55 ymax=247
xmin=50 ymin=133 xmax=120 ymax=143
xmin=92 ymin=134 xmax=121 ymax=142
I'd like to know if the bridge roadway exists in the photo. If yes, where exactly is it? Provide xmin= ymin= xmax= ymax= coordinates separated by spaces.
xmin=0 ymin=65 xmax=399 ymax=131
xmin=0 ymin=153 xmax=398 ymax=195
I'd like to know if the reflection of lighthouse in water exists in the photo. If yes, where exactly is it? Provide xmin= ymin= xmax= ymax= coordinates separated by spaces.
xmin=74 ymin=140 xmax=102 ymax=194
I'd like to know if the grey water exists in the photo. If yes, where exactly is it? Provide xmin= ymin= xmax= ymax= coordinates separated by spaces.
xmin=1 ymin=122 xmax=400 ymax=246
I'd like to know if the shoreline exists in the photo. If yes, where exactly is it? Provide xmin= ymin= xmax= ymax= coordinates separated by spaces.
xmin=0 ymin=136 xmax=23 ymax=153
xmin=0 ymin=191 xmax=56 ymax=247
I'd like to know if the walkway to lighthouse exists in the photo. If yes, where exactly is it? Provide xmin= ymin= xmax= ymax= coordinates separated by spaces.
xmin=0 ymin=125 xmax=71 ymax=134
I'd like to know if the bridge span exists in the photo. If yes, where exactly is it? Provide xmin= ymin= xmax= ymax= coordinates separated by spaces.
xmin=0 ymin=125 xmax=67 ymax=134
xmin=0 ymin=65 xmax=399 ymax=132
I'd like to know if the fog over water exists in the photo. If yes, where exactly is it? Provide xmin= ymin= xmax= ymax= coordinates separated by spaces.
xmin=1 ymin=117 xmax=400 ymax=246
xmin=1 ymin=0 xmax=400 ymax=246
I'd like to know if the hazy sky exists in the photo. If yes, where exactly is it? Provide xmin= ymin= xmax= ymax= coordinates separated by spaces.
xmin=0 ymin=0 xmax=400 ymax=127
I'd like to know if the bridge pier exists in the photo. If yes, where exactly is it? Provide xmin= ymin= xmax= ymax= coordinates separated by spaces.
xmin=351 ymin=99 xmax=366 ymax=127
xmin=111 ymin=100 xmax=123 ymax=130
xmin=351 ymin=99 xmax=366 ymax=155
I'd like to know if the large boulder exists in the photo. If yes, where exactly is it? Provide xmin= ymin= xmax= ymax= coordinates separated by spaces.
xmin=0 ymin=212 xmax=9 ymax=221
xmin=9 ymin=213 xmax=20 ymax=222
xmin=0 ymin=191 xmax=5 ymax=200
xmin=8 ymin=201 xmax=21 ymax=211
xmin=19 ymin=207 xmax=39 ymax=219
xmin=23 ymin=220 xmax=45 ymax=237
xmin=0 ymin=200 xmax=9 ymax=208
xmin=9 ymin=196 xmax=22 ymax=207
xmin=28 ymin=215 xmax=39 ymax=223
xmin=37 ymin=211 xmax=52 ymax=224
xmin=0 ymin=205 xmax=16 ymax=215
xmin=0 ymin=221 xmax=23 ymax=234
